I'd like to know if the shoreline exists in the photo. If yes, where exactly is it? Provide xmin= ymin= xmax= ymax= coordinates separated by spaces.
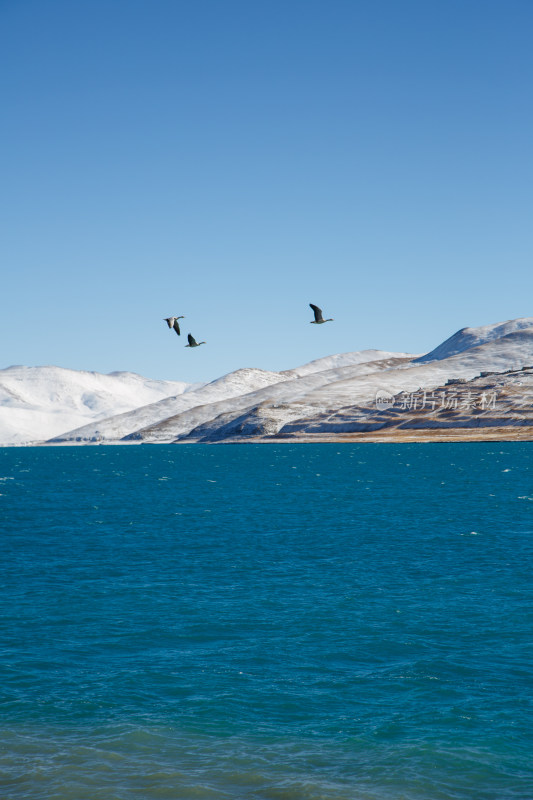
xmin=261 ymin=426 xmax=533 ymax=443
xmin=3 ymin=425 xmax=533 ymax=447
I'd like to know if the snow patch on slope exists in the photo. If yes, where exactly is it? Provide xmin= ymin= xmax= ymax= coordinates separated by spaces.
xmin=281 ymin=349 xmax=414 ymax=377
xmin=415 ymin=317 xmax=533 ymax=363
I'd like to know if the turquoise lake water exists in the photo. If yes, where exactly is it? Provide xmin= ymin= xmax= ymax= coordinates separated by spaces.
xmin=0 ymin=443 xmax=532 ymax=799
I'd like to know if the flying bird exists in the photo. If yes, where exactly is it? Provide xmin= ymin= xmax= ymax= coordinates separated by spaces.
xmin=185 ymin=333 xmax=206 ymax=348
xmin=309 ymin=303 xmax=334 ymax=324
xmin=163 ymin=316 xmax=185 ymax=336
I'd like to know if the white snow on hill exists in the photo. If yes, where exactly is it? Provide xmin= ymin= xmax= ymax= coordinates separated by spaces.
xmin=175 ymin=329 xmax=533 ymax=442
xmin=49 ymin=352 xmax=411 ymax=444
xmin=0 ymin=366 xmax=195 ymax=445
xmin=2 ymin=317 xmax=533 ymax=445
xmin=50 ymin=367 xmax=291 ymax=443
xmin=281 ymin=349 xmax=409 ymax=377
xmin=123 ymin=354 xmax=412 ymax=443
xmin=415 ymin=317 xmax=533 ymax=362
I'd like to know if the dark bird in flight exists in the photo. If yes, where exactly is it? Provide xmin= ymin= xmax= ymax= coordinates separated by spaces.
xmin=309 ymin=303 xmax=334 ymax=324
xmin=163 ymin=316 xmax=185 ymax=336
xmin=185 ymin=333 xmax=206 ymax=348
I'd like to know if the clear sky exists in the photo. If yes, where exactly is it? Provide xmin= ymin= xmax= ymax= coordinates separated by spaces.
xmin=1 ymin=0 xmax=532 ymax=383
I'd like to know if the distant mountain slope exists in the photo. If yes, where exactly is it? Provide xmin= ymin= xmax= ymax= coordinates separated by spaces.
xmin=49 ymin=351 xmax=408 ymax=444
xmin=123 ymin=355 xmax=412 ymax=443
xmin=277 ymin=366 xmax=533 ymax=441
xmin=414 ymin=317 xmax=533 ymax=363
xmin=179 ymin=330 xmax=533 ymax=442
xmin=0 ymin=366 xmax=193 ymax=445
xmin=280 ymin=349 xmax=411 ymax=377
xmin=49 ymin=367 xmax=291 ymax=443
xmin=51 ymin=353 xmax=411 ymax=444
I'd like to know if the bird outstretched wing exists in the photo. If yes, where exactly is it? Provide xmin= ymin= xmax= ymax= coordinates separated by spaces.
xmin=309 ymin=303 xmax=323 ymax=322
xmin=173 ymin=319 xmax=181 ymax=336
xmin=187 ymin=333 xmax=197 ymax=346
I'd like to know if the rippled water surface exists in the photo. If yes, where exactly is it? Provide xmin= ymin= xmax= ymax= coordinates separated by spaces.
xmin=1 ymin=443 xmax=532 ymax=799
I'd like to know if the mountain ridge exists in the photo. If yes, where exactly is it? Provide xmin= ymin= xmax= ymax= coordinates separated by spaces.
xmin=1 ymin=317 xmax=533 ymax=445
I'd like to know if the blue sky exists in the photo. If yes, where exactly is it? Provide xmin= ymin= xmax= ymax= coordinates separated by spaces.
xmin=1 ymin=0 xmax=532 ymax=383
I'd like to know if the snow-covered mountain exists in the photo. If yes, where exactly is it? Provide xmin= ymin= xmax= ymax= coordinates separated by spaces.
xmin=279 ymin=365 xmax=533 ymax=441
xmin=50 ymin=351 xmax=412 ymax=444
xmin=0 ymin=366 xmax=196 ymax=445
xmin=171 ymin=329 xmax=533 ymax=443
xmin=414 ymin=317 xmax=533 ymax=362
xmin=2 ymin=317 xmax=533 ymax=446
xmin=48 ymin=367 xmax=292 ymax=444
xmin=280 ymin=349 xmax=405 ymax=377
